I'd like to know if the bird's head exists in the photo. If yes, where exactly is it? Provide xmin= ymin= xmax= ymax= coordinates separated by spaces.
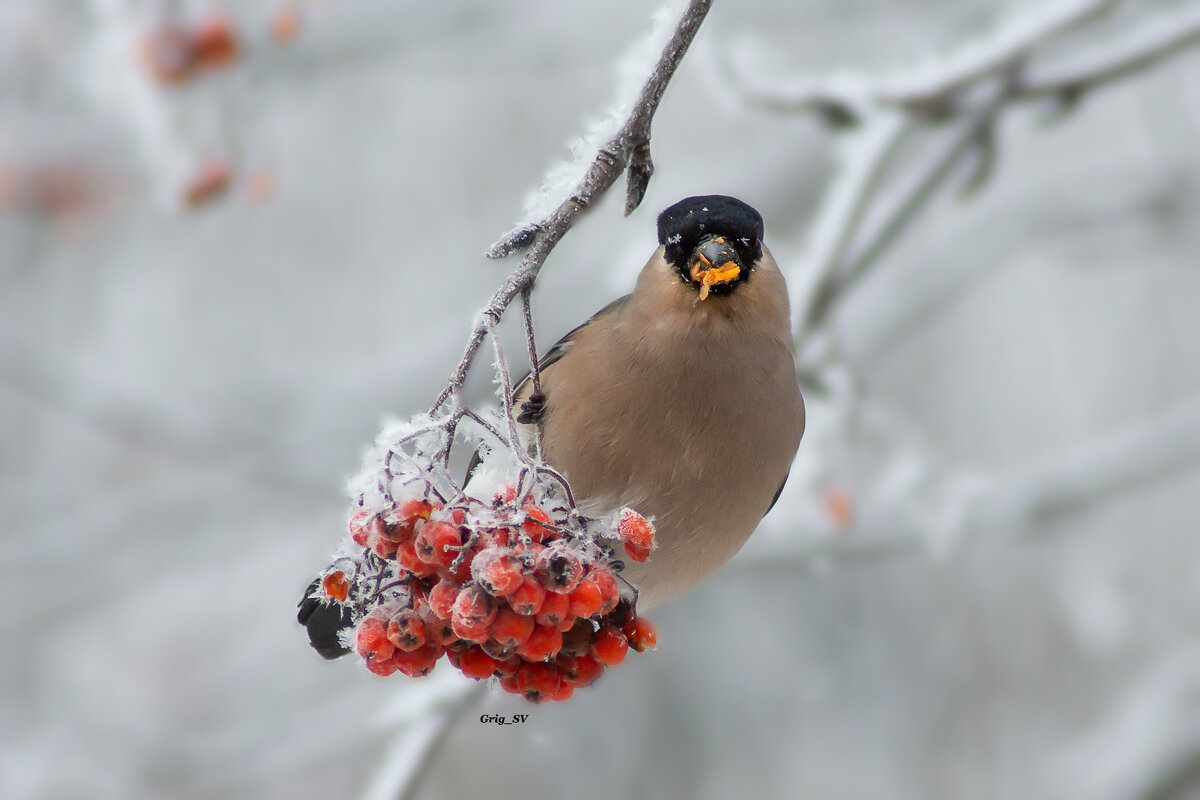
xmin=657 ymin=195 xmax=764 ymax=301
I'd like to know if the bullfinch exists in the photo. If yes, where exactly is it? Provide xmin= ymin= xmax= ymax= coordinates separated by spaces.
xmin=299 ymin=194 xmax=805 ymax=658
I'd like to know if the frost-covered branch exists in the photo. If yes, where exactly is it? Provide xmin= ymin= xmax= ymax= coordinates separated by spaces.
xmin=721 ymin=0 xmax=1200 ymax=350
xmin=360 ymin=681 xmax=487 ymax=800
xmin=737 ymin=400 xmax=1200 ymax=568
xmin=431 ymin=0 xmax=711 ymax=413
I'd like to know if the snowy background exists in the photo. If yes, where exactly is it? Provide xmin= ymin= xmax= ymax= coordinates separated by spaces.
xmin=4 ymin=1 xmax=1200 ymax=799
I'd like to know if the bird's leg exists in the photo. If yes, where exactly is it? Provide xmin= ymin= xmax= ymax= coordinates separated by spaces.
xmin=517 ymin=391 xmax=547 ymax=424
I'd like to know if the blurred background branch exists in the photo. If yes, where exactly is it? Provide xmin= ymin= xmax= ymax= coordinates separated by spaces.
xmin=5 ymin=2 xmax=1200 ymax=800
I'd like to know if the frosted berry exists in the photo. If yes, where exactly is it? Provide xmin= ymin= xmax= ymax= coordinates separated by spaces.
xmin=624 ymin=616 xmax=658 ymax=652
xmin=472 ymin=547 xmax=523 ymax=597
xmin=508 ymin=576 xmax=546 ymax=617
xmin=522 ymin=503 xmax=556 ymax=542
xmin=591 ymin=626 xmax=629 ymax=666
xmin=397 ymin=540 xmax=437 ymax=578
xmin=320 ymin=571 xmax=349 ymax=603
xmin=391 ymin=643 xmax=441 ymax=678
xmin=356 ymin=617 xmax=395 ymax=662
xmin=516 ymin=662 xmax=562 ymax=703
xmin=586 ymin=568 xmax=620 ymax=616
xmin=420 ymin=608 xmax=458 ymax=647
xmin=458 ymin=647 xmax=500 ymax=680
xmin=428 ymin=581 xmax=460 ymax=619
xmin=535 ymin=591 xmax=572 ymax=630
xmin=414 ymin=520 xmax=462 ymax=567
xmin=451 ymin=584 xmax=496 ymax=643
xmin=534 ymin=545 xmax=586 ymax=593
xmin=617 ymin=509 xmax=655 ymax=563
xmin=490 ymin=608 xmax=535 ymax=648
xmin=386 ymin=609 xmax=426 ymax=652
xmin=559 ymin=655 xmax=604 ymax=687
xmin=348 ymin=510 xmax=373 ymax=546
xmin=567 ymin=580 xmax=603 ymax=620
xmin=517 ymin=624 xmax=562 ymax=662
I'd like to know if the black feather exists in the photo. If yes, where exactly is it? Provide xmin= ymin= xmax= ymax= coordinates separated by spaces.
xmin=656 ymin=195 xmax=764 ymax=273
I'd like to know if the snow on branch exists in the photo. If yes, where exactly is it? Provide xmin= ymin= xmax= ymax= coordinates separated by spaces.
xmin=720 ymin=0 xmax=1200 ymax=350
xmin=716 ymin=0 xmax=1200 ymax=577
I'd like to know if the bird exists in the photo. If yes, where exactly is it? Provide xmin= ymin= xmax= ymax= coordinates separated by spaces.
xmin=298 ymin=194 xmax=805 ymax=658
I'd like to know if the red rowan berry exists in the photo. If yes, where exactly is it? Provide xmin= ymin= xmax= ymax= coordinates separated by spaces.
xmin=371 ymin=533 xmax=399 ymax=560
xmin=458 ymin=647 xmax=500 ymax=680
xmin=517 ymin=624 xmax=562 ymax=662
xmin=623 ymin=616 xmax=658 ymax=652
xmin=348 ymin=510 xmax=372 ymax=546
xmin=472 ymin=548 xmax=523 ymax=597
xmin=420 ymin=609 xmax=458 ymax=647
xmin=508 ymin=577 xmax=546 ymax=616
xmin=568 ymin=580 xmax=603 ymax=620
xmin=391 ymin=642 xmax=440 ymax=678
xmin=516 ymin=662 xmax=562 ymax=703
xmin=365 ymin=654 xmax=398 ymax=677
xmin=490 ymin=608 xmax=535 ymax=648
xmin=428 ymin=581 xmax=460 ymax=619
xmin=437 ymin=550 xmax=474 ymax=584
xmin=591 ymin=626 xmax=629 ymax=665
xmin=397 ymin=540 xmax=437 ymax=578
xmin=534 ymin=545 xmax=586 ymax=593
xmin=559 ymin=654 xmax=605 ymax=687
xmin=498 ymin=672 xmax=522 ymax=695
xmin=535 ymin=591 xmax=572 ymax=630
xmin=320 ymin=571 xmax=349 ymax=603
xmin=386 ymin=609 xmax=426 ymax=652
xmin=550 ymin=680 xmax=575 ymax=702
xmin=355 ymin=617 xmax=394 ymax=662
xmin=617 ymin=509 xmax=655 ymax=562
xmin=451 ymin=585 xmax=496 ymax=643
xmin=480 ymin=638 xmax=518 ymax=661
xmin=587 ymin=568 xmax=620 ymax=615
xmin=414 ymin=520 xmax=462 ymax=567
xmin=494 ymin=655 xmax=522 ymax=677
xmin=451 ymin=617 xmax=490 ymax=644
xmin=522 ymin=502 xmax=555 ymax=542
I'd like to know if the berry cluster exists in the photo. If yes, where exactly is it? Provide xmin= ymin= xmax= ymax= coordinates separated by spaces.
xmin=314 ymin=488 xmax=658 ymax=703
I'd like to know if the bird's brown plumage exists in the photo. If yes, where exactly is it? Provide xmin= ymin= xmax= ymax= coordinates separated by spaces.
xmin=521 ymin=243 xmax=804 ymax=609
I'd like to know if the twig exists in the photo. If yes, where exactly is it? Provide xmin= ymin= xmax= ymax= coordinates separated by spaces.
xmin=431 ymin=0 xmax=712 ymax=413
xmin=726 ymin=0 xmax=1122 ymax=119
xmin=1016 ymin=4 xmax=1200 ymax=101
xmin=754 ymin=0 xmax=1200 ymax=347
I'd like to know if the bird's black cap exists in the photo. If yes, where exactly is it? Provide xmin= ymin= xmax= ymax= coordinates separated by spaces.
xmin=657 ymin=195 xmax=764 ymax=271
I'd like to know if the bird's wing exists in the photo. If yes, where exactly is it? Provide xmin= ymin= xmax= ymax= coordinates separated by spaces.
xmin=766 ymin=473 xmax=789 ymax=516
xmin=464 ymin=294 xmax=631 ymax=486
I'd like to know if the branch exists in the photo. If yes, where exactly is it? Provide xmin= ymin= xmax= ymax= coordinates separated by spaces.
xmin=359 ymin=682 xmax=487 ymax=800
xmin=736 ymin=401 xmax=1200 ymax=568
xmin=428 ymin=0 xmax=712 ymax=414
xmin=747 ymin=0 xmax=1200 ymax=348
xmin=726 ymin=0 xmax=1121 ymax=120
xmin=1016 ymin=4 xmax=1200 ymax=102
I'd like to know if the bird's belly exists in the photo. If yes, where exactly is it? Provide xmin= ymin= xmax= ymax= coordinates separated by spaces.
xmin=542 ymin=373 xmax=797 ymax=609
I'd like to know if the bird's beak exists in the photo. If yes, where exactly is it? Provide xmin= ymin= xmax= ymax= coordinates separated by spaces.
xmin=688 ymin=235 xmax=742 ymax=300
